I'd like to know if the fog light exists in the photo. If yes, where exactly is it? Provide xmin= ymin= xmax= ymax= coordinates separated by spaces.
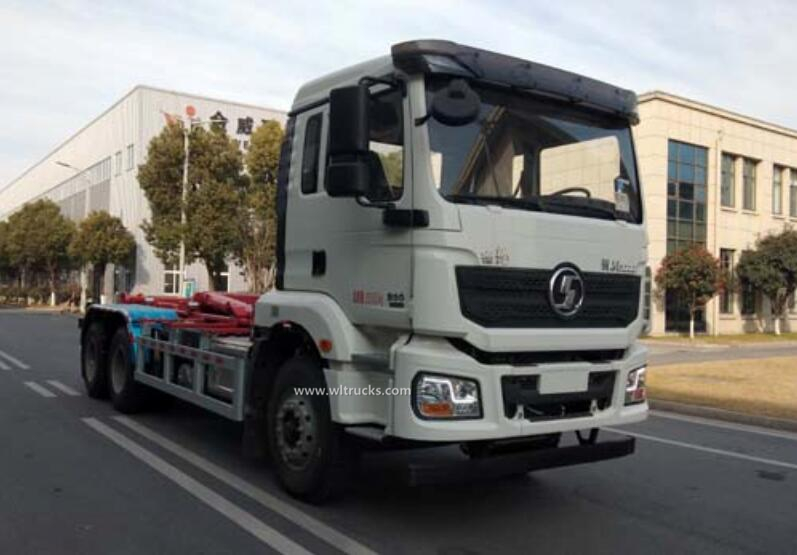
xmin=413 ymin=373 xmax=482 ymax=419
xmin=625 ymin=366 xmax=647 ymax=405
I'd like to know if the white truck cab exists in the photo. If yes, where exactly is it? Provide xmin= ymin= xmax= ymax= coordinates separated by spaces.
xmin=254 ymin=39 xmax=648 ymax=493
xmin=81 ymin=40 xmax=648 ymax=502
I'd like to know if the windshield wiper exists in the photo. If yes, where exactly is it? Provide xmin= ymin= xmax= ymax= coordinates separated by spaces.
xmin=445 ymin=194 xmax=543 ymax=212
xmin=445 ymin=193 xmax=630 ymax=221
xmin=538 ymin=195 xmax=619 ymax=220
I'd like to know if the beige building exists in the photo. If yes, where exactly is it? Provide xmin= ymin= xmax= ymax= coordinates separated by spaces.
xmin=635 ymin=91 xmax=797 ymax=335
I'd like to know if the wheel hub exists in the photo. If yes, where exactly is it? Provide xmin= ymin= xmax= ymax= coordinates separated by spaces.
xmin=275 ymin=396 xmax=317 ymax=471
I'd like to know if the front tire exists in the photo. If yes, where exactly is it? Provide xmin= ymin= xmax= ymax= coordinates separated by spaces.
xmin=107 ymin=327 xmax=150 ymax=414
xmin=81 ymin=322 xmax=109 ymax=399
xmin=266 ymin=356 xmax=357 ymax=503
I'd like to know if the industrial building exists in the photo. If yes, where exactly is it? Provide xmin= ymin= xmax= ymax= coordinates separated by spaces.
xmin=0 ymin=85 xmax=285 ymax=296
xmin=636 ymin=91 xmax=797 ymax=335
xmin=2 ymin=85 xmax=796 ymax=335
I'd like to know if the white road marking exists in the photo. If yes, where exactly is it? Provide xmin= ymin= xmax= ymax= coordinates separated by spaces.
xmin=0 ymin=359 xmax=10 ymax=370
xmin=45 ymin=380 xmax=81 ymax=397
xmin=0 ymin=350 xmax=30 ymax=369
xmin=606 ymin=427 xmax=797 ymax=471
xmin=83 ymin=418 xmax=312 ymax=555
xmin=24 ymin=381 xmax=56 ymax=398
xmin=651 ymin=410 xmax=797 ymax=442
xmin=114 ymin=416 xmax=378 ymax=555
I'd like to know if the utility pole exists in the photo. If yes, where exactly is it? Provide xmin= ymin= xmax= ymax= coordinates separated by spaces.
xmin=55 ymin=161 xmax=88 ymax=311
xmin=178 ymin=126 xmax=189 ymax=296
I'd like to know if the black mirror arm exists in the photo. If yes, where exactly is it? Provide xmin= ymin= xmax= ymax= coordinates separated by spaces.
xmin=414 ymin=113 xmax=432 ymax=127
xmin=359 ymin=75 xmax=406 ymax=96
xmin=355 ymin=196 xmax=395 ymax=210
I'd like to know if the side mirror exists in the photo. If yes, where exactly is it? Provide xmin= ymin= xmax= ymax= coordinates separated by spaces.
xmin=430 ymin=79 xmax=480 ymax=126
xmin=326 ymin=84 xmax=371 ymax=197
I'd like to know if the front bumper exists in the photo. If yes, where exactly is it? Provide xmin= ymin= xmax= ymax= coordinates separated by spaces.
xmin=390 ymin=336 xmax=647 ymax=442
xmin=404 ymin=435 xmax=635 ymax=486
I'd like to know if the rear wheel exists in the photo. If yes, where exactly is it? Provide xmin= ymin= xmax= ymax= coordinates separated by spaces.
xmin=266 ymin=355 xmax=357 ymax=503
xmin=81 ymin=322 xmax=109 ymax=399
xmin=107 ymin=327 xmax=151 ymax=414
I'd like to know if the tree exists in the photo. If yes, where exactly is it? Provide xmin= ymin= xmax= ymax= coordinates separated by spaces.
xmin=0 ymin=221 xmax=11 ymax=283
xmin=70 ymin=211 xmax=135 ymax=301
xmin=138 ymin=121 xmax=248 ymax=291
xmin=736 ymin=227 xmax=797 ymax=335
xmin=239 ymin=120 xmax=284 ymax=292
xmin=5 ymin=199 xmax=76 ymax=304
xmin=138 ymin=122 xmax=186 ymax=267
xmin=655 ymin=245 xmax=723 ymax=338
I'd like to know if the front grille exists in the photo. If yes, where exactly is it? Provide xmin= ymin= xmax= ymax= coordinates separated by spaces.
xmin=449 ymin=338 xmax=624 ymax=366
xmin=501 ymin=371 xmax=616 ymax=421
xmin=455 ymin=266 xmax=640 ymax=328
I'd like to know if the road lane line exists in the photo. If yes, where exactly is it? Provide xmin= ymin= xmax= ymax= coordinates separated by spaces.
xmin=0 ymin=350 xmax=30 ymax=369
xmin=45 ymin=380 xmax=81 ymax=397
xmin=82 ymin=418 xmax=312 ymax=555
xmin=0 ymin=359 xmax=10 ymax=370
xmin=651 ymin=410 xmax=797 ymax=442
xmin=606 ymin=427 xmax=797 ymax=471
xmin=114 ymin=415 xmax=378 ymax=555
xmin=24 ymin=382 xmax=57 ymax=398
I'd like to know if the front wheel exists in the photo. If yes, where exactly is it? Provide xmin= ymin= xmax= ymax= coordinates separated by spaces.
xmin=266 ymin=356 xmax=357 ymax=503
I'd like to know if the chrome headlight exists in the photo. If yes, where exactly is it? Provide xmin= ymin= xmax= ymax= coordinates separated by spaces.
xmin=625 ymin=366 xmax=647 ymax=405
xmin=413 ymin=373 xmax=482 ymax=419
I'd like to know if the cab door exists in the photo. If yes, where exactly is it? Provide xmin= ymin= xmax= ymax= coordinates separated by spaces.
xmin=282 ymin=85 xmax=414 ymax=329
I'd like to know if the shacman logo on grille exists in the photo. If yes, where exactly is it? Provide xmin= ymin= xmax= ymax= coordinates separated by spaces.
xmin=548 ymin=266 xmax=585 ymax=318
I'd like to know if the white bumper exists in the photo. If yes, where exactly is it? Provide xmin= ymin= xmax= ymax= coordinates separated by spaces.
xmin=389 ymin=335 xmax=647 ymax=442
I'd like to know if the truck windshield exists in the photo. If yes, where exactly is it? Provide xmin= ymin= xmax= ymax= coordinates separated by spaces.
xmin=426 ymin=77 xmax=642 ymax=223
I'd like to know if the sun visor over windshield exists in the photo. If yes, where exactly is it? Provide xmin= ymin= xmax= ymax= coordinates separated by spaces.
xmin=391 ymin=40 xmax=638 ymax=124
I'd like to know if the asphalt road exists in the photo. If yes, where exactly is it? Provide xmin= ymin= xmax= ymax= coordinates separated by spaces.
xmin=0 ymin=311 xmax=795 ymax=554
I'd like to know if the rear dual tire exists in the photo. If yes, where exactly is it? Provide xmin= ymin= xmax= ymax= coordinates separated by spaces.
xmin=82 ymin=322 xmax=109 ymax=399
xmin=81 ymin=323 xmax=153 ymax=413
xmin=107 ymin=327 xmax=152 ymax=414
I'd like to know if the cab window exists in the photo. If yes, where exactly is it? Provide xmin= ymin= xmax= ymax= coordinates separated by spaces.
xmin=367 ymin=88 xmax=404 ymax=201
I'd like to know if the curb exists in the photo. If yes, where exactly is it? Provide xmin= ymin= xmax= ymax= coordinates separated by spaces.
xmin=641 ymin=340 xmax=727 ymax=351
xmin=649 ymin=399 xmax=797 ymax=433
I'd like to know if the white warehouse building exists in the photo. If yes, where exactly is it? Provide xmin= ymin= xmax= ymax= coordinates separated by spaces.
xmin=0 ymin=86 xmax=285 ymax=297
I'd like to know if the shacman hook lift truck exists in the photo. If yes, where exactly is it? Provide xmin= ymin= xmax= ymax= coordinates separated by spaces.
xmin=80 ymin=39 xmax=649 ymax=502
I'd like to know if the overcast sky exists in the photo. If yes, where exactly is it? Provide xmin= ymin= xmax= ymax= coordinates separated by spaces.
xmin=1 ymin=0 xmax=795 ymax=188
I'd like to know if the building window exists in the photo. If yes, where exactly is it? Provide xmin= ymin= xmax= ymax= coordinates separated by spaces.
xmin=741 ymin=280 xmax=757 ymax=316
xmin=665 ymin=140 xmax=708 ymax=333
xmin=126 ymin=144 xmax=135 ymax=171
xmin=772 ymin=165 xmax=783 ymax=215
xmin=218 ymin=266 xmax=230 ymax=292
xmin=115 ymin=151 xmax=122 ymax=176
xmin=742 ymin=158 xmax=757 ymax=211
xmin=791 ymin=169 xmax=797 ymax=218
xmin=719 ymin=249 xmax=734 ymax=314
xmin=163 ymin=263 xmax=180 ymax=294
xmin=301 ymin=113 xmax=323 ymax=194
xmin=721 ymin=153 xmax=736 ymax=208
xmin=666 ymin=140 xmax=708 ymax=254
